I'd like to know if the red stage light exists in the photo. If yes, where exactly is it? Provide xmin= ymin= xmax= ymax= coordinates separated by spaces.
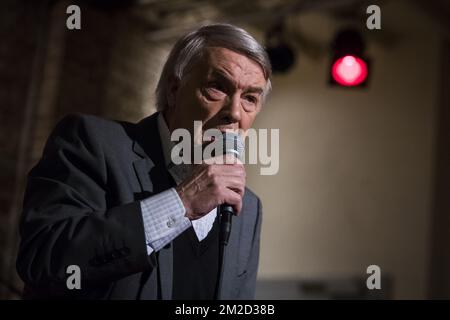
xmin=331 ymin=55 xmax=368 ymax=87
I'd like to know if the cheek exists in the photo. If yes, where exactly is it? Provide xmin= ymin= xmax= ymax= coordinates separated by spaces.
xmin=239 ymin=112 xmax=257 ymax=131
xmin=196 ymin=90 xmax=211 ymax=108
xmin=179 ymin=89 xmax=211 ymax=117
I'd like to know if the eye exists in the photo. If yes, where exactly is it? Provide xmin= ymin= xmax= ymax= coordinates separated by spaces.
xmin=203 ymin=81 xmax=227 ymax=101
xmin=207 ymin=81 xmax=224 ymax=92
xmin=243 ymin=95 xmax=258 ymax=104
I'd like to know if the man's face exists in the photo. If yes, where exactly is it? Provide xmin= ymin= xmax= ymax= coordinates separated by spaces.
xmin=163 ymin=47 xmax=267 ymax=143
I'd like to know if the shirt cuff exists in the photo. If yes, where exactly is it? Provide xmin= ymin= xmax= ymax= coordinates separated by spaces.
xmin=140 ymin=188 xmax=191 ymax=252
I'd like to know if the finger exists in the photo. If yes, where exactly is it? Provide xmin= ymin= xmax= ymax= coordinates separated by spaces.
xmin=207 ymin=170 xmax=246 ymax=189
xmin=220 ymin=176 xmax=245 ymax=197
xmin=203 ymin=154 xmax=226 ymax=165
xmin=204 ymin=154 xmax=242 ymax=165
xmin=220 ymin=187 xmax=243 ymax=214
xmin=212 ymin=163 xmax=245 ymax=177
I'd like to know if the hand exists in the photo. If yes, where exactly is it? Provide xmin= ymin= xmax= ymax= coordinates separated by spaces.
xmin=175 ymin=155 xmax=246 ymax=220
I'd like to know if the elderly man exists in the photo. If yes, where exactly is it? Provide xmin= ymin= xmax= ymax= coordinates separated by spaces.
xmin=16 ymin=23 xmax=272 ymax=300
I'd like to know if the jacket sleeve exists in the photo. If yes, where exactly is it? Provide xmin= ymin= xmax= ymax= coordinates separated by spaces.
xmin=237 ymin=197 xmax=263 ymax=299
xmin=16 ymin=114 xmax=153 ymax=294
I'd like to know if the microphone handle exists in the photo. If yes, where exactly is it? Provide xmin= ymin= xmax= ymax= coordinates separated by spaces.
xmin=219 ymin=204 xmax=233 ymax=246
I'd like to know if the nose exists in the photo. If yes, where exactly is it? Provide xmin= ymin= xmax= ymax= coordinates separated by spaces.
xmin=221 ymin=94 xmax=241 ymax=124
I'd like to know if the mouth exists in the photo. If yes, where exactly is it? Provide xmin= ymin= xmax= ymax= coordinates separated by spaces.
xmin=202 ymin=127 xmax=237 ymax=142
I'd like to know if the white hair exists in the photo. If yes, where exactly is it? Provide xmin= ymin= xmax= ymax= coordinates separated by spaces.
xmin=155 ymin=23 xmax=272 ymax=111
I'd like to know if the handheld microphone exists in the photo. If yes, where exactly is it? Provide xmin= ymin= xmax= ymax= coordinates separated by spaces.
xmin=219 ymin=132 xmax=244 ymax=246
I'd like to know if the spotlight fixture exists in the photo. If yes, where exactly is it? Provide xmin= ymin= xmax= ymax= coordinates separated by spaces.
xmin=329 ymin=29 xmax=370 ymax=88
xmin=266 ymin=23 xmax=296 ymax=74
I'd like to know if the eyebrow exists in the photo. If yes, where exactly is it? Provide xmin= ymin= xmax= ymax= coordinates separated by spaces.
xmin=244 ymin=86 xmax=264 ymax=95
xmin=209 ymin=69 xmax=265 ymax=95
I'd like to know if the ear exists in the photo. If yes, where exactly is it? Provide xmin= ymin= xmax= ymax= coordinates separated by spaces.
xmin=166 ymin=76 xmax=180 ymax=110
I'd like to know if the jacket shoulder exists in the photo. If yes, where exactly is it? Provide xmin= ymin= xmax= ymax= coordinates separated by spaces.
xmin=52 ymin=113 xmax=130 ymax=136
xmin=48 ymin=113 xmax=137 ymax=149
xmin=244 ymin=187 xmax=262 ymax=213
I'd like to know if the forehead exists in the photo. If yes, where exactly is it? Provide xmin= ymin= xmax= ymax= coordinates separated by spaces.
xmin=201 ymin=47 xmax=266 ymax=87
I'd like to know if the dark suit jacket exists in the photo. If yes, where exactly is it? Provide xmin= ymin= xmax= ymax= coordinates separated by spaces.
xmin=16 ymin=112 xmax=262 ymax=299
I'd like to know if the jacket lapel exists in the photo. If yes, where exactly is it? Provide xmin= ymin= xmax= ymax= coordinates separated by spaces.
xmin=130 ymin=112 xmax=175 ymax=300
xmin=218 ymin=197 xmax=245 ymax=299
xmin=132 ymin=144 xmax=155 ymax=196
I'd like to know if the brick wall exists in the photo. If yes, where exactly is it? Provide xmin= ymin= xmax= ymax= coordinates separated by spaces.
xmin=0 ymin=0 xmax=46 ymax=298
xmin=0 ymin=0 xmax=168 ymax=298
